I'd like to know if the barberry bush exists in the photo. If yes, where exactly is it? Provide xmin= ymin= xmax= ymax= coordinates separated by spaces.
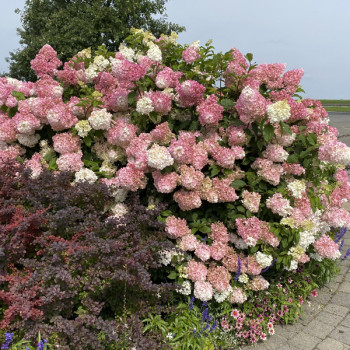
xmin=1 ymin=28 xmax=350 ymax=348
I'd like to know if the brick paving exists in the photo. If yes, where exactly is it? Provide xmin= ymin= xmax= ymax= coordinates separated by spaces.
xmin=240 ymin=238 xmax=350 ymax=350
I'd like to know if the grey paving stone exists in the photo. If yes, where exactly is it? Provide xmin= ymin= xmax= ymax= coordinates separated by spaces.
xmin=317 ymin=291 xmax=333 ymax=305
xmin=274 ymin=323 xmax=303 ymax=340
xmin=339 ymin=281 xmax=350 ymax=293
xmin=316 ymin=310 xmax=343 ymax=326
xmin=345 ymin=274 xmax=350 ymax=282
xmin=324 ymin=303 xmax=350 ymax=317
xmin=289 ymin=332 xmax=321 ymax=350
xmin=304 ymin=319 xmax=334 ymax=339
xmin=327 ymin=281 xmax=341 ymax=291
xmin=341 ymin=314 xmax=350 ymax=328
xmin=335 ymin=275 xmax=345 ymax=283
xmin=330 ymin=325 xmax=350 ymax=345
xmin=317 ymin=337 xmax=345 ymax=350
xmin=332 ymin=292 xmax=350 ymax=308
xmin=276 ymin=345 xmax=299 ymax=350
xmin=263 ymin=334 xmax=287 ymax=349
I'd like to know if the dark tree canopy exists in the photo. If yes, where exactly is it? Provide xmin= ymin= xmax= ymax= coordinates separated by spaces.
xmin=7 ymin=0 xmax=185 ymax=81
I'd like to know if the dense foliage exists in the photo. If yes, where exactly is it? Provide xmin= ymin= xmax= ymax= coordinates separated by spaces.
xmin=1 ymin=29 xmax=350 ymax=348
xmin=0 ymin=162 xmax=173 ymax=349
xmin=7 ymin=0 xmax=184 ymax=81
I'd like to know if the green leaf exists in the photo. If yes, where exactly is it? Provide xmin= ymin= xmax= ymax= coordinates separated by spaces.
xmin=287 ymin=154 xmax=298 ymax=164
xmin=245 ymin=53 xmax=253 ymax=62
xmin=219 ymin=98 xmax=235 ymax=110
xmin=230 ymin=179 xmax=246 ymax=188
xmin=167 ymin=271 xmax=177 ymax=280
xmin=12 ymin=90 xmax=26 ymax=100
xmin=237 ymin=206 xmax=246 ymax=213
xmin=263 ymin=124 xmax=275 ymax=143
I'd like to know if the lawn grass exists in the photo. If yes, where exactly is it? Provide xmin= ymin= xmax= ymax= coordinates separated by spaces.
xmin=324 ymin=106 xmax=350 ymax=112
xmin=319 ymin=99 xmax=350 ymax=106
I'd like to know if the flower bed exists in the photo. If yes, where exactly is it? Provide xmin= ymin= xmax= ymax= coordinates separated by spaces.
xmin=0 ymin=29 xmax=350 ymax=349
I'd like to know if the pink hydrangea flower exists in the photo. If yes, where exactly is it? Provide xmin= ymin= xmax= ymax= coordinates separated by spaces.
xmin=241 ymin=191 xmax=261 ymax=213
xmin=52 ymin=132 xmax=80 ymax=154
xmin=165 ymin=216 xmax=191 ymax=239
xmin=152 ymin=171 xmax=178 ymax=193
xmin=107 ymin=119 xmax=138 ymax=148
xmin=194 ymin=243 xmax=211 ymax=262
xmin=176 ymin=80 xmax=206 ymax=108
xmin=210 ymin=222 xmax=229 ymax=243
xmin=150 ymin=122 xmax=175 ymax=145
xmin=194 ymin=281 xmax=213 ymax=301
xmin=56 ymin=151 xmax=84 ymax=172
xmin=186 ymin=260 xmax=208 ymax=282
xmin=182 ymin=46 xmax=201 ymax=64
xmin=235 ymin=86 xmax=268 ymax=124
xmin=178 ymin=234 xmax=199 ymax=251
xmin=155 ymin=67 xmax=182 ymax=89
xmin=178 ymin=165 xmax=204 ymax=191
xmin=173 ymin=189 xmax=202 ymax=211
xmin=196 ymin=94 xmax=224 ymax=126
xmin=115 ymin=163 xmax=147 ymax=191
xmin=210 ymin=241 xmax=229 ymax=261
xmin=30 ymin=44 xmax=62 ymax=78
xmin=207 ymin=265 xmax=231 ymax=292
xmin=313 ymin=234 xmax=341 ymax=260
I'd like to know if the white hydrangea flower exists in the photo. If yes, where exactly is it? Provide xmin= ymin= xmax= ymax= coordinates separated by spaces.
xmin=136 ymin=97 xmax=154 ymax=115
xmin=119 ymin=44 xmax=135 ymax=62
xmin=17 ymin=133 xmax=40 ymax=147
xmin=284 ymin=259 xmax=298 ymax=271
xmin=214 ymin=286 xmax=232 ymax=303
xmin=146 ymin=144 xmax=174 ymax=170
xmin=266 ymin=100 xmax=291 ymax=123
xmin=111 ymin=203 xmax=128 ymax=218
xmin=310 ymin=252 xmax=323 ymax=262
xmin=256 ymin=252 xmax=273 ymax=269
xmin=238 ymin=273 xmax=249 ymax=284
xmin=147 ymin=43 xmax=162 ymax=62
xmin=17 ymin=121 xmax=34 ymax=134
xmin=88 ymin=109 xmax=112 ymax=130
xmin=74 ymin=167 xmax=98 ymax=184
xmin=99 ymin=161 xmax=117 ymax=176
xmin=108 ymin=188 xmax=128 ymax=203
xmin=93 ymin=55 xmax=110 ymax=70
xmin=299 ymin=230 xmax=316 ymax=249
xmin=177 ymin=280 xmax=191 ymax=295
xmin=85 ymin=66 xmax=98 ymax=82
xmin=158 ymin=249 xmax=174 ymax=266
xmin=191 ymin=40 xmax=201 ymax=50
xmin=75 ymin=120 xmax=92 ymax=138
xmin=287 ymin=179 xmax=306 ymax=199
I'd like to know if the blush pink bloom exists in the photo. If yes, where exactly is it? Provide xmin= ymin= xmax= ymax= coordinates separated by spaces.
xmin=207 ymin=265 xmax=231 ymax=292
xmin=52 ymin=132 xmax=80 ymax=154
xmin=210 ymin=241 xmax=229 ymax=261
xmin=155 ymin=67 xmax=182 ymax=89
xmin=107 ymin=119 xmax=138 ymax=148
xmin=194 ymin=281 xmax=213 ymax=301
xmin=30 ymin=44 xmax=62 ymax=78
xmin=178 ymin=165 xmax=204 ymax=191
xmin=313 ymin=234 xmax=341 ymax=260
xmin=235 ymin=86 xmax=268 ymax=124
xmin=182 ymin=46 xmax=201 ymax=64
xmin=194 ymin=243 xmax=211 ymax=262
xmin=210 ymin=222 xmax=229 ymax=243
xmin=173 ymin=189 xmax=202 ymax=211
xmin=178 ymin=234 xmax=199 ymax=251
xmin=115 ymin=163 xmax=147 ymax=191
xmin=56 ymin=152 xmax=84 ymax=172
xmin=152 ymin=171 xmax=178 ymax=193
xmin=196 ymin=94 xmax=224 ymax=126
xmin=241 ymin=190 xmax=261 ymax=213
xmin=186 ymin=260 xmax=208 ymax=282
xmin=176 ymin=80 xmax=206 ymax=108
xmin=165 ymin=216 xmax=191 ymax=239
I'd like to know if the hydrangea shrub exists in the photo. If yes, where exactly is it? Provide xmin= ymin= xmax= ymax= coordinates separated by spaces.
xmin=1 ymin=28 xmax=350 ymax=346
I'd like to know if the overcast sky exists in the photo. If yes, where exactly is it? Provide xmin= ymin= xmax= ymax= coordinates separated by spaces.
xmin=1 ymin=0 xmax=349 ymax=99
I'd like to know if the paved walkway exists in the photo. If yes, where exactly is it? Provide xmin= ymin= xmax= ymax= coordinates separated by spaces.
xmin=240 ymin=237 xmax=350 ymax=350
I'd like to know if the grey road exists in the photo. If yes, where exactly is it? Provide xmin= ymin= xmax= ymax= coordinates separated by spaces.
xmin=328 ymin=112 xmax=350 ymax=146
